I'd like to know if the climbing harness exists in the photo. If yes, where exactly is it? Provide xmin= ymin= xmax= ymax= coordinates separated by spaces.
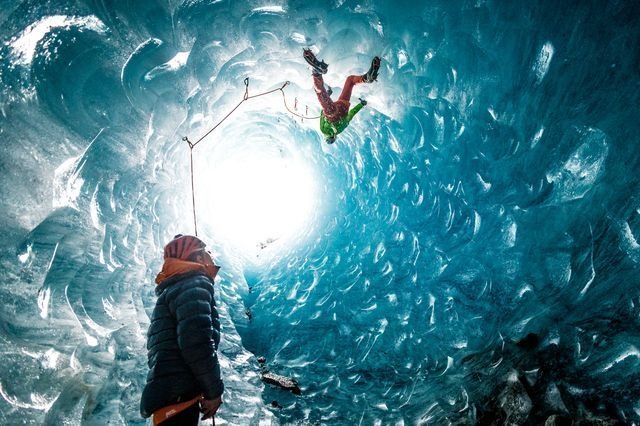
xmin=183 ymin=77 xmax=320 ymax=236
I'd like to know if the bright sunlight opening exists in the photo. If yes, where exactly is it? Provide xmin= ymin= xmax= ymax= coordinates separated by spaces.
xmin=197 ymin=139 xmax=319 ymax=258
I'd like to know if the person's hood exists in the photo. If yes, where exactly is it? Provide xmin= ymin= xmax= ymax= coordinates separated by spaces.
xmin=155 ymin=258 xmax=220 ymax=295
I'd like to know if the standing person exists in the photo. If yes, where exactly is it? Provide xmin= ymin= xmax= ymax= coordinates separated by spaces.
xmin=303 ymin=48 xmax=381 ymax=144
xmin=141 ymin=234 xmax=224 ymax=425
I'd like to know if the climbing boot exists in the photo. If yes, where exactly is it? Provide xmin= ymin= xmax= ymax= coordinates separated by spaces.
xmin=362 ymin=56 xmax=381 ymax=83
xmin=303 ymin=48 xmax=328 ymax=75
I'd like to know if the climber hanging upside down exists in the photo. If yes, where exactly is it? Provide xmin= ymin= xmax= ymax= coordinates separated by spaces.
xmin=303 ymin=48 xmax=381 ymax=144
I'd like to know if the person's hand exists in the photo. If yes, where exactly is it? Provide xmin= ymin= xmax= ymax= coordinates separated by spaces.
xmin=200 ymin=396 xmax=222 ymax=421
xmin=358 ymin=97 xmax=367 ymax=106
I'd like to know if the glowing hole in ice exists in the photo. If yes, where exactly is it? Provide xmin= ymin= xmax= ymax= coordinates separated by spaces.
xmin=197 ymin=139 xmax=319 ymax=258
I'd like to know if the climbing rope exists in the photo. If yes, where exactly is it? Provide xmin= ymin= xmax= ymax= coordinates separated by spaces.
xmin=280 ymin=86 xmax=321 ymax=120
xmin=183 ymin=77 xmax=320 ymax=236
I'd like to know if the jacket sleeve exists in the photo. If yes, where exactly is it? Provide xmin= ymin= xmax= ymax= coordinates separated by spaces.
xmin=347 ymin=102 xmax=365 ymax=122
xmin=172 ymin=277 xmax=224 ymax=399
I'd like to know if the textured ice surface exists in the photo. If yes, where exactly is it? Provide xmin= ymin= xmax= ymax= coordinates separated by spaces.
xmin=1 ymin=0 xmax=640 ymax=424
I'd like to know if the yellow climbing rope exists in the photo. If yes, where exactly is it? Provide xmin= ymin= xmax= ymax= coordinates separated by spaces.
xmin=183 ymin=77 xmax=319 ymax=235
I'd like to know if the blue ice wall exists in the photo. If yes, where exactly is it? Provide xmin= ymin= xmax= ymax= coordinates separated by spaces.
xmin=1 ymin=0 xmax=640 ymax=424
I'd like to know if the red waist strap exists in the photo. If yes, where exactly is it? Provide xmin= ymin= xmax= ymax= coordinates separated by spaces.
xmin=153 ymin=394 xmax=203 ymax=425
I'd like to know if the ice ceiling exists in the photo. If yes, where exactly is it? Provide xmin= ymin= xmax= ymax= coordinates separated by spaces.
xmin=1 ymin=0 xmax=640 ymax=424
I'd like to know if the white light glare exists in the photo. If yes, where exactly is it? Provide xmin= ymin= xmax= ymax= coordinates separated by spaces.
xmin=198 ymin=146 xmax=318 ymax=257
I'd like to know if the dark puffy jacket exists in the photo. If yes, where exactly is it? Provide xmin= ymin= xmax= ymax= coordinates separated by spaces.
xmin=140 ymin=271 xmax=224 ymax=418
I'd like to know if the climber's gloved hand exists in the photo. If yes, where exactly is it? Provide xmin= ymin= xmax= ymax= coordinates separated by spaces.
xmin=358 ymin=97 xmax=367 ymax=106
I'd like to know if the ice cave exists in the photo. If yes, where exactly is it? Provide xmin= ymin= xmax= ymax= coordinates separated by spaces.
xmin=1 ymin=0 xmax=640 ymax=424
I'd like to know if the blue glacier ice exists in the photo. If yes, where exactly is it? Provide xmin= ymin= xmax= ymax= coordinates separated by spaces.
xmin=1 ymin=0 xmax=640 ymax=424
